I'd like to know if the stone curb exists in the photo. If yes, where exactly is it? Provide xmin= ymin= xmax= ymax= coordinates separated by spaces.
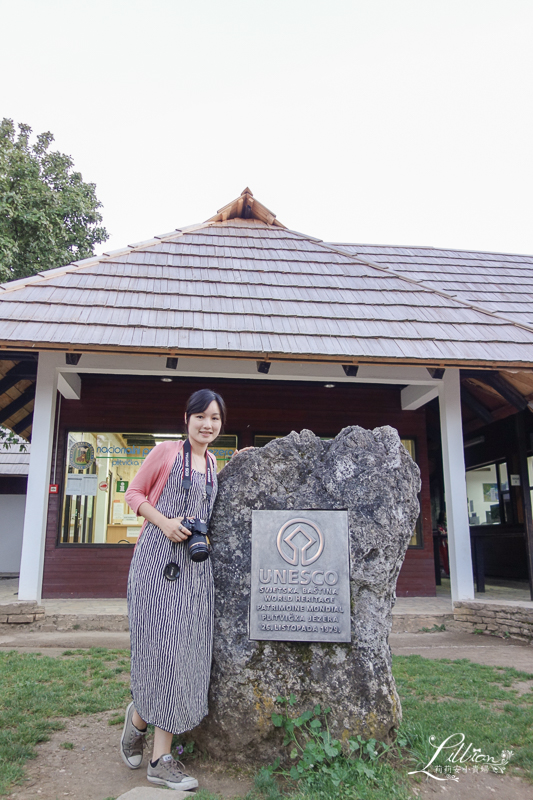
xmin=116 ymin=788 xmax=194 ymax=800
xmin=0 ymin=602 xmax=45 ymax=626
xmin=453 ymin=601 xmax=533 ymax=644
xmin=391 ymin=613 xmax=454 ymax=633
xmin=0 ymin=612 xmax=129 ymax=633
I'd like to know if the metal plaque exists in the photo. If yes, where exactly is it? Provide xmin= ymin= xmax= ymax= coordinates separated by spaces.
xmin=249 ymin=510 xmax=351 ymax=643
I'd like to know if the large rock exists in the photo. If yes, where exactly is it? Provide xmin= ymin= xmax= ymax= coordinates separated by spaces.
xmin=191 ymin=426 xmax=420 ymax=762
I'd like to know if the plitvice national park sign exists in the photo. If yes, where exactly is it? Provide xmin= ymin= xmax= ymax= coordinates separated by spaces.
xmin=249 ymin=509 xmax=351 ymax=643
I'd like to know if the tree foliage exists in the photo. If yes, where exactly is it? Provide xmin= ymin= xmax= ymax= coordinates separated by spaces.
xmin=0 ymin=426 xmax=27 ymax=451
xmin=0 ymin=118 xmax=108 ymax=282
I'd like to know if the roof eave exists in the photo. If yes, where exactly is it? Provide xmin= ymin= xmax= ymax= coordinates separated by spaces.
xmin=1 ymin=340 xmax=533 ymax=370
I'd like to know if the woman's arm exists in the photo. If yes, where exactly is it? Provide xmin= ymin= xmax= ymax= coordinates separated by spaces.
xmin=137 ymin=501 xmax=191 ymax=543
xmin=125 ymin=440 xmax=185 ymax=515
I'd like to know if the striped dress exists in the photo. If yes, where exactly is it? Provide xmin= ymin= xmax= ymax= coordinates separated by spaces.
xmin=127 ymin=453 xmax=217 ymax=734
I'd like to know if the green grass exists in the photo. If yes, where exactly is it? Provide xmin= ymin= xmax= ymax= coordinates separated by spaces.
xmin=395 ymin=654 xmax=533 ymax=779
xmin=1 ymin=649 xmax=533 ymax=799
xmin=0 ymin=648 xmax=131 ymax=795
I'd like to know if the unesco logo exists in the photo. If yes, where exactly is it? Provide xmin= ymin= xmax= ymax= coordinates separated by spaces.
xmin=276 ymin=518 xmax=325 ymax=566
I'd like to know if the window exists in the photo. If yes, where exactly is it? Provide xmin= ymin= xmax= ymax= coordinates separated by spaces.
xmin=466 ymin=461 xmax=511 ymax=526
xmin=254 ymin=435 xmax=282 ymax=447
xmin=58 ymin=432 xmax=237 ymax=545
xmin=401 ymin=439 xmax=422 ymax=547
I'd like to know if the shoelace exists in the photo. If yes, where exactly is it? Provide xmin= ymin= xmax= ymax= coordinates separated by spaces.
xmin=126 ymin=727 xmax=146 ymax=751
xmin=159 ymin=757 xmax=188 ymax=778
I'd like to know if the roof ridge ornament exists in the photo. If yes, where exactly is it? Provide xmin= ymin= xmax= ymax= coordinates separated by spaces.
xmin=207 ymin=187 xmax=285 ymax=228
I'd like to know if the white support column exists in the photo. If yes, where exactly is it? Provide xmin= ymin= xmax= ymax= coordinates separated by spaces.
xmin=18 ymin=352 xmax=62 ymax=602
xmin=438 ymin=369 xmax=474 ymax=602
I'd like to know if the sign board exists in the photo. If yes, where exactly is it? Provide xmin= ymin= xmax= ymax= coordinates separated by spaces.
xmin=116 ymin=480 xmax=129 ymax=493
xmin=69 ymin=441 xmax=95 ymax=471
xmin=249 ymin=510 xmax=351 ymax=643
xmin=65 ymin=474 xmax=98 ymax=496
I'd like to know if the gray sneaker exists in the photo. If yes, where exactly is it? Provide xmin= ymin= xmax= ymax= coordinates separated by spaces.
xmin=147 ymin=753 xmax=199 ymax=790
xmin=120 ymin=701 xmax=146 ymax=769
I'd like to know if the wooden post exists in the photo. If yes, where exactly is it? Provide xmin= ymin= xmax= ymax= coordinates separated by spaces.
xmin=514 ymin=411 xmax=533 ymax=601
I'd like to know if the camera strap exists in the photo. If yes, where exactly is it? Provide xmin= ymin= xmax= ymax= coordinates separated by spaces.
xmin=181 ymin=438 xmax=214 ymax=499
xmin=164 ymin=440 xmax=213 ymax=581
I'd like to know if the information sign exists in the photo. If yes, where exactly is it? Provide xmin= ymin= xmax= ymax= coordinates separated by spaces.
xmin=249 ymin=510 xmax=351 ymax=643
xmin=65 ymin=474 xmax=98 ymax=496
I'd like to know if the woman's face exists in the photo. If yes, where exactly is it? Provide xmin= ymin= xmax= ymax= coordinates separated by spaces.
xmin=186 ymin=400 xmax=222 ymax=448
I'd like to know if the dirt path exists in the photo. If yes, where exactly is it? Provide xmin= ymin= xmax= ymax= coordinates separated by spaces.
xmin=415 ymin=770 xmax=533 ymax=799
xmin=389 ymin=630 xmax=533 ymax=671
xmin=6 ymin=709 xmax=533 ymax=800
xmin=6 ymin=710 xmax=253 ymax=800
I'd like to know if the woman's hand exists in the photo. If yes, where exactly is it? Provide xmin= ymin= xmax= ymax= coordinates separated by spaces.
xmin=231 ymin=446 xmax=255 ymax=458
xmin=161 ymin=516 xmax=192 ymax=543
xmin=137 ymin=502 xmax=192 ymax=543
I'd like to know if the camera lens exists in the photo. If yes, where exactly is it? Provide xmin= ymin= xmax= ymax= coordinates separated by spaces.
xmin=189 ymin=535 xmax=210 ymax=562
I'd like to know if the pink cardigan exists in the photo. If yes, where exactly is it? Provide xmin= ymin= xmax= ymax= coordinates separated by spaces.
xmin=125 ymin=440 xmax=217 ymax=538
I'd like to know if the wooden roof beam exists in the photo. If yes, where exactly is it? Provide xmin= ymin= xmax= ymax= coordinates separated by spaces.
xmin=12 ymin=411 xmax=33 ymax=436
xmin=461 ymin=385 xmax=494 ymax=426
xmin=462 ymin=370 xmax=528 ymax=411
xmin=0 ymin=351 xmax=38 ymax=361
xmin=0 ymin=361 xmax=38 ymax=394
xmin=0 ymin=384 xmax=36 ymax=424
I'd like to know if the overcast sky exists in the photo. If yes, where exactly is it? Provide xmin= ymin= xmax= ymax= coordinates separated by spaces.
xmin=2 ymin=0 xmax=532 ymax=256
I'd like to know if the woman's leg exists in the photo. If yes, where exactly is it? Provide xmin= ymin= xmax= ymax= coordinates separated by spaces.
xmin=147 ymin=728 xmax=198 ymax=790
xmin=152 ymin=727 xmax=173 ymax=761
xmin=131 ymin=710 xmax=173 ymax=760
xmin=132 ymin=709 xmax=147 ymax=731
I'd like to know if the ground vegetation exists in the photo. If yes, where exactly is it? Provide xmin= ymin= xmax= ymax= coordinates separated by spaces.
xmin=1 ymin=649 xmax=532 ymax=799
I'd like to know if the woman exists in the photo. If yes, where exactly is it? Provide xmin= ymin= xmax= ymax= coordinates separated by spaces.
xmin=120 ymin=388 xmax=225 ymax=791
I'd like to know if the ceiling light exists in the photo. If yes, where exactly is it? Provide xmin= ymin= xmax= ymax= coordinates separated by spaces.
xmin=324 ymin=384 xmax=335 ymax=388
xmin=161 ymin=377 xmax=173 ymax=383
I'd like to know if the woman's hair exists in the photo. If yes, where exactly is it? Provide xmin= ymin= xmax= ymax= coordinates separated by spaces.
xmin=185 ymin=389 xmax=226 ymax=432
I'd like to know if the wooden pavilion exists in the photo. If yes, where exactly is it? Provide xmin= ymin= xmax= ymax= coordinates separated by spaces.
xmin=1 ymin=188 xmax=533 ymax=601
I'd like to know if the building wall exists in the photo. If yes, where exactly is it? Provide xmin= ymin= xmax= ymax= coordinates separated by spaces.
xmin=42 ymin=375 xmax=435 ymax=597
xmin=0 ymin=478 xmax=27 ymax=573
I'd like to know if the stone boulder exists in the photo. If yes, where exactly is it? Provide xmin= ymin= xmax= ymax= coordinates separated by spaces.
xmin=191 ymin=426 xmax=420 ymax=762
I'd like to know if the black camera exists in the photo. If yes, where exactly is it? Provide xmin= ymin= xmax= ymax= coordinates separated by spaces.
xmin=181 ymin=517 xmax=210 ymax=562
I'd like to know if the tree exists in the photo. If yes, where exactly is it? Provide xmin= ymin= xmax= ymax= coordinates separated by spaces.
xmin=0 ymin=426 xmax=27 ymax=451
xmin=0 ymin=118 xmax=108 ymax=282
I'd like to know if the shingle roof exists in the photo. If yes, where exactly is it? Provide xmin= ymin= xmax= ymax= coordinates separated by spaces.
xmin=330 ymin=243 xmax=533 ymax=330
xmin=0 ymin=440 xmax=30 ymax=475
xmin=2 ymin=189 xmax=533 ymax=367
